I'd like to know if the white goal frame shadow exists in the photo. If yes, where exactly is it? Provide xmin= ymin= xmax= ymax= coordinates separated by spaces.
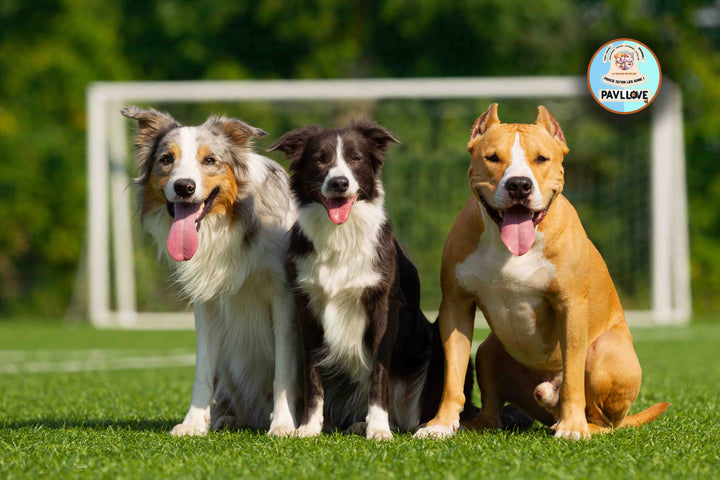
xmin=85 ymin=77 xmax=691 ymax=329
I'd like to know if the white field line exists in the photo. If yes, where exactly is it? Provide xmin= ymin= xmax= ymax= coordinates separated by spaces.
xmin=469 ymin=325 xmax=720 ymax=353
xmin=1 ymin=326 xmax=716 ymax=375
xmin=0 ymin=349 xmax=195 ymax=375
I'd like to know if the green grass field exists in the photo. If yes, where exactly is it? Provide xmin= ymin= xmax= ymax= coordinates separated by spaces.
xmin=1 ymin=319 xmax=718 ymax=479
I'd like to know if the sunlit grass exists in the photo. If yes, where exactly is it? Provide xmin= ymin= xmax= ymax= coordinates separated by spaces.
xmin=0 ymin=319 xmax=718 ymax=479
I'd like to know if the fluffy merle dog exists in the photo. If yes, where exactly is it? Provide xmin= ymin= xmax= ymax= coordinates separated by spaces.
xmin=268 ymin=121 xmax=475 ymax=440
xmin=122 ymin=107 xmax=298 ymax=437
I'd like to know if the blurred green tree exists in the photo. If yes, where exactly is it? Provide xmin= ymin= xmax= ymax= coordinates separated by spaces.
xmin=0 ymin=0 xmax=717 ymax=317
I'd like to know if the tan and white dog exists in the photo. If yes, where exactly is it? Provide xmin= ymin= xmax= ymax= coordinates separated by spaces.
xmin=416 ymin=104 xmax=669 ymax=440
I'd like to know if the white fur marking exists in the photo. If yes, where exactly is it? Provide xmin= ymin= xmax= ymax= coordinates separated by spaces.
xmin=295 ymin=198 xmax=386 ymax=381
xmin=296 ymin=400 xmax=324 ymax=437
xmin=555 ymin=429 xmax=587 ymax=441
xmin=366 ymin=404 xmax=393 ymax=440
xmin=172 ymin=305 xmax=216 ymax=437
xmin=455 ymin=213 xmax=557 ymax=367
xmin=322 ymin=136 xmax=360 ymax=197
xmin=495 ymin=132 xmax=544 ymax=210
xmin=414 ymin=422 xmax=458 ymax=439
xmin=268 ymin=292 xmax=298 ymax=437
xmin=166 ymin=127 xmax=204 ymax=202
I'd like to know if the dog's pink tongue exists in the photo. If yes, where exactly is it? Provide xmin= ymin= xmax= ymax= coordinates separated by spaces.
xmin=167 ymin=203 xmax=201 ymax=261
xmin=324 ymin=196 xmax=355 ymax=225
xmin=501 ymin=205 xmax=535 ymax=256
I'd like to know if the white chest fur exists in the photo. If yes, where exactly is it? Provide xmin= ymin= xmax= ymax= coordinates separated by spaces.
xmin=144 ymin=211 xmax=276 ymax=304
xmin=455 ymin=207 xmax=558 ymax=366
xmin=294 ymin=200 xmax=386 ymax=381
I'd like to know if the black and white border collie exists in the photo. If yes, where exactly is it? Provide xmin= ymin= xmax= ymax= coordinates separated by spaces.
xmin=269 ymin=121 xmax=464 ymax=440
xmin=122 ymin=106 xmax=298 ymax=437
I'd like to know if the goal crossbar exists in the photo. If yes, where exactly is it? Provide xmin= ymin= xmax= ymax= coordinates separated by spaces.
xmin=85 ymin=76 xmax=690 ymax=329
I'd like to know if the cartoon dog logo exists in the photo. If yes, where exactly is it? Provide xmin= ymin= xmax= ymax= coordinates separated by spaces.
xmin=601 ymin=41 xmax=646 ymax=85
xmin=614 ymin=50 xmax=634 ymax=71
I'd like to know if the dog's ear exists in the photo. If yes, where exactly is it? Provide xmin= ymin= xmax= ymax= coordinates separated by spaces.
xmin=267 ymin=125 xmax=324 ymax=166
xmin=470 ymin=103 xmax=500 ymax=141
xmin=536 ymin=106 xmax=569 ymax=154
xmin=351 ymin=119 xmax=399 ymax=154
xmin=121 ymin=106 xmax=180 ymax=182
xmin=210 ymin=116 xmax=268 ymax=146
xmin=121 ymin=106 xmax=179 ymax=140
xmin=351 ymin=120 xmax=399 ymax=170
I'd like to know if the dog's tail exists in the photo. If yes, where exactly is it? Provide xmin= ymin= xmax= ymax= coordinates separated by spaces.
xmin=587 ymin=402 xmax=671 ymax=434
xmin=617 ymin=402 xmax=671 ymax=428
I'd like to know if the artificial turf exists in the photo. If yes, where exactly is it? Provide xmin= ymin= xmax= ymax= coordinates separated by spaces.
xmin=0 ymin=319 xmax=718 ymax=479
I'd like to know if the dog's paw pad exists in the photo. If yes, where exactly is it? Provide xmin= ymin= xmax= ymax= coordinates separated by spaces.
xmin=414 ymin=423 xmax=458 ymax=439
xmin=552 ymin=420 xmax=590 ymax=440
xmin=554 ymin=429 xmax=590 ymax=440
xmin=268 ymin=422 xmax=295 ymax=437
xmin=294 ymin=424 xmax=322 ymax=438
xmin=366 ymin=427 xmax=393 ymax=441
xmin=170 ymin=423 xmax=208 ymax=437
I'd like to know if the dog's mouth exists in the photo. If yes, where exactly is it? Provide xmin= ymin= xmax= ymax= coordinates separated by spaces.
xmin=320 ymin=194 xmax=357 ymax=225
xmin=478 ymin=193 xmax=555 ymax=257
xmin=165 ymin=186 xmax=220 ymax=262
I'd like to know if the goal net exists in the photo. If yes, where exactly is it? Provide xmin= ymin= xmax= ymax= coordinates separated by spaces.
xmin=84 ymin=77 xmax=690 ymax=328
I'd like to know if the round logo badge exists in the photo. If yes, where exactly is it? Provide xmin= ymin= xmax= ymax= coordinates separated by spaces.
xmin=587 ymin=39 xmax=661 ymax=114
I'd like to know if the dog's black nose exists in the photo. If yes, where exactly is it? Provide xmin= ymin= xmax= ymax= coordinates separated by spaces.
xmin=174 ymin=179 xmax=196 ymax=198
xmin=328 ymin=176 xmax=350 ymax=193
xmin=506 ymin=176 xmax=532 ymax=200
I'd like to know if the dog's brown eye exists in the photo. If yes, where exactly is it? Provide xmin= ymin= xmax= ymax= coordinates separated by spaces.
xmin=159 ymin=153 xmax=174 ymax=166
xmin=485 ymin=154 xmax=500 ymax=163
xmin=203 ymin=156 xmax=216 ymax=166
xmin=316 ymin=156 xmax=328 ymax=165
xmin=352 ymin=155 xmax=361 ymax=162
xmin=536 ymin=155 xmax=549 ymax=163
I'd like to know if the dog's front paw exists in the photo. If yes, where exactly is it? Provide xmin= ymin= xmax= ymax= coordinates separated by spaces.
xmin=294 ymin=423 xmax=322 ymax=438
xmin=268 ymin=421 xmax=295 ymax=437
xmin=414 ymin=421 xmax=459 ymax=439
xmin=366 ymin=426 xmax=393 ymax=441
xmin=552 ymin=418 xmax=590 ymax=440
xmin=170 ymin=422 xmax=209 ymax=437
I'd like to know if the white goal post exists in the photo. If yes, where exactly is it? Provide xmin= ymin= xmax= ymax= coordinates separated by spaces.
xmin=85 ymin=77 xmax=691 ymax=329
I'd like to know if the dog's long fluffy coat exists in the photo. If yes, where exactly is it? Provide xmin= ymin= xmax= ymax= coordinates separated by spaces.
xmin=270 ymin=121 xmax=473 ymax=439
xmin=122 ymin=106 xmax=298 ymax=436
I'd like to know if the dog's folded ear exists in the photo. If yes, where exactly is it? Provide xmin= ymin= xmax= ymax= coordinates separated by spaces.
xmin=267 ymin=125 xmax=324 ymax=163
xmin=121 ymin=106 xmax=179 ymax=139
xmin=470 ymin=103 xmax=500 ymax=142
xmin=536 ymin=106 xmax=569 ymax=154
xmin=122 ymin=106 xmax=180 ymax=180
xmin=351 ymin=119 xmax=399 ymax=153
xmin=351 ymin=120 xmax=399 ymax=170
xmin=209 ymin=116 xmax=268 ymax=145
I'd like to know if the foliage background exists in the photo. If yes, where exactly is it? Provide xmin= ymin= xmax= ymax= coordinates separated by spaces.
xmin=0 ymin=0 xmax=718 ymax=317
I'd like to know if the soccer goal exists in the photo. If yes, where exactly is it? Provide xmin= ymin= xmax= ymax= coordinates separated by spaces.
xmin=85 ymin=77 xmax=690 ymax=329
